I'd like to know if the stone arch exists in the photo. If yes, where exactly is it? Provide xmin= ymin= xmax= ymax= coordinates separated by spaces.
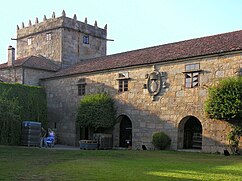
xmin=178 ymin=115 xmax=202 ymax=149
xmin=115 ymin=115 xmax=133 ymax=147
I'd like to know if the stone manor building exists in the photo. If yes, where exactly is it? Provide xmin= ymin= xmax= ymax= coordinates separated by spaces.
xmin=1 ymin=11 xmax=242 ymax=153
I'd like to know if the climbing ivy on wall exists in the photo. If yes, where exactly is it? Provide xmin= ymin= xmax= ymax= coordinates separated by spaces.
xmin=0 ymin=90 xmax=21 ymax=145
xmin=0 ymin=82 xmax=47 ymax=145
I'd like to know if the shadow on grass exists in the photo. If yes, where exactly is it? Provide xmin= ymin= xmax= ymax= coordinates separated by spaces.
xmin=1 ymin=146 xmax=242 ymax=181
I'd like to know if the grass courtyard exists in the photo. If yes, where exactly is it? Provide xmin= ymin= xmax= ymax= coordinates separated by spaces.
xmin=0 ymin=146 xmax=241 ymax=181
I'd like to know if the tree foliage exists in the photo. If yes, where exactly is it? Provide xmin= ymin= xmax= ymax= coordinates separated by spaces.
xmin=227 ymin=124 xmax=242 ymax=154
xmin=205 ymin=77 xmax=242 ymax=153
xmin=76 ymin=93 xmax=116 ymax=131
xmin=0 ymin=83 xmax=47 ymax=145
xmin=205 ymin=77 xmax=242 ymax=122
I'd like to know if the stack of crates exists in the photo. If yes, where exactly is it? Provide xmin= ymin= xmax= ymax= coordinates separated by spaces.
xmin=93 ymin=133 xmax=112 ymax=149
xmin=21 ymin=121 xmax=41 ymax=147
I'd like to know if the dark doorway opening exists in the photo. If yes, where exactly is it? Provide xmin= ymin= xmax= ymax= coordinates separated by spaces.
xmin=80 ymin=127 xmax=90 ymax=140
xmin=183 ymin=116 xmax=202 ymax=149
xmin=119 ymin=115 xmax=132 ymax=147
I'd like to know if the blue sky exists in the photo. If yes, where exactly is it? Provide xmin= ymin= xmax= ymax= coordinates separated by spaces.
xmin=0 ymin=0 xmax=242 ymax=63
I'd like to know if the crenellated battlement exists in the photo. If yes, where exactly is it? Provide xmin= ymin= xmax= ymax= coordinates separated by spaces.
xmin=17 ymin=10 xmax=107 ymax=40
xmin=16 ymin=10 xmax=108 ymax=67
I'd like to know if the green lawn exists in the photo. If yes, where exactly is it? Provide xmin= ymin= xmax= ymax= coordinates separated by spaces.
xmin=0 ymin=146 xmax=241 ymax=181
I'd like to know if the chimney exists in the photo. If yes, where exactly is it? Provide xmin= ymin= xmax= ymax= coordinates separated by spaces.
xmin=8 ymin=46 xmax=15 ymax=66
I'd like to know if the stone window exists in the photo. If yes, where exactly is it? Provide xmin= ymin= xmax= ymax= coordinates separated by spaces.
xmin=77 ymin=78 xmax=86 ymax=96
xmin=117 ymin=72 xmax=130 ymax=92
xmin=184 ymin=63 xmax=201 ymax=88
xmin=46 ymin=33 xmax=52 ymax=41
xmin=83 ymin=35 xmax=89 ymax=44
xmin=27 ymin=38 xmax=32 ymax=45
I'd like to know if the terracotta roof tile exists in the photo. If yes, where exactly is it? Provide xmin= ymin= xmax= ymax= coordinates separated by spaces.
xmin=0 ymin=57 xmax=28 ymax=69
xmin=0 ymin=63 xmax=7 ymax=69
xmin=45 ymin=30 xmax=242 ymax=79
xmin=22 ymin=56 xmax=60 ymax=71
xmin=0 ymin=56 xmax=60 ymax=71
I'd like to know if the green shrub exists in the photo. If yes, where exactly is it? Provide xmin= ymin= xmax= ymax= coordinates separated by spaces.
xmin=76 ymin=93 xmax=116 ymax=130
xmin=152 ymin=132 xmax=171 ymax=150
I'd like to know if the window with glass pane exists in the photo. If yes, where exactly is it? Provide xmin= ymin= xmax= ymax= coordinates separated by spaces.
xmin=27 ymin=38 xmax=32 ymax=45
xmin=185 ymin=63 xmax=200 ymax=88
xmin=185 ymin=72 xmax=199 ymax=88
xmin=83 ymin=35 xmax=89 ymax=44
xmin=78 ymin=84 xmax=85 ymax=95
xmin=78 ymin=78 xmax=86 ymax=96
xmin=119 ymin=79 xmax=129 ymax=92
xmin=46 ymin=33 xmax=52 ymax=41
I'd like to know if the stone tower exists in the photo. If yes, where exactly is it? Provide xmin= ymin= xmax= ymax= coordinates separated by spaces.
xmin=16 ymin=11 xmax=107 ymax=67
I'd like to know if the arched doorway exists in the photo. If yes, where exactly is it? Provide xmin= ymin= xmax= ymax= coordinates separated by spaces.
xmin=119 ymin=115 xmax=132 ymax=147
xmin=178 ymin=116 xmax=202 ymax=149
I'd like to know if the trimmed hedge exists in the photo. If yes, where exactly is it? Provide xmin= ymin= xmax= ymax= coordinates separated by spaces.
xmin=0 ymin=83 xmax=47 ymax=145
xmin=76 ymin=93 xmax=116 ymax=130
xmin=152 ymin=132 xmax=171 ymax=150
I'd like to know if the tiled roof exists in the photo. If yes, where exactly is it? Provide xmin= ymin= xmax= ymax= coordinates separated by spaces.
xmin=44 ymin=30 xmax=242 ymax=79
xmin=0 ymin=56 xmax=60 ymax=71
xmin=0 ymin=57 xmax=27 ymax=69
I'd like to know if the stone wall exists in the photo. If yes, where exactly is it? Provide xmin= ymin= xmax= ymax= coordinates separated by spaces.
xmin=0 ymin=67 xmax=23 ymax=83
xmin=42 ymin=77 xmax=81 ymax=145
xmin=61 ymin=25 xmax=106 ymax=67
xmin=17 ymin=18 xmax=62 ymax=62
xmin=23 ymin=68 xmax=56 ymax=86
xmin=17 ymin=14 xmax=107 ymax=67
xmin=42 ymin=52 xmax=242 ymax=153
xmin=0 ymin=66 xmax=57 ymax=86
